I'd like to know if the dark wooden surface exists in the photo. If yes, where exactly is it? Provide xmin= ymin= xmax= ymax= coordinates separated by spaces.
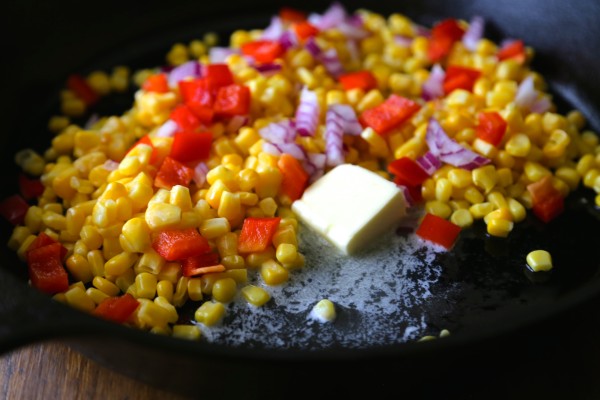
xmin=0 ymin=341 xmax=189 ymax=400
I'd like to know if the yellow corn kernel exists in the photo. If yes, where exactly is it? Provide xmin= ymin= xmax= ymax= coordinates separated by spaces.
xmin=134 ymin=250 xmax=165 ymax=275
xmin=15 ymin=149 xmax=46 ymax=176
xmin=64 ymin=286 xmax=96 ymax=313
xmin=555 ymin=166 xmax=581 ymax=190
xmin=523 ymin=161 xmax=551 ymax=182
xmin=91 ymin=276 xmax=119 ymax=297
xmin=218 ymin=191 xmax=243 ymax=227
xmin=157 ymin=262 xmax=182 ymax=284
xmin=187 ymin=278 xmax=204 ymax=302
xmin=102 ymin=236 xmax=122 ymax=261
xmin=172 ymin=325 xmax=202 ymax=341
xmin=271 ymin=225 xmax=296 ymax=248
xmin=526 ymin=250 xmax=553 ymax=272
xmin=212 ymin=278 xmax=237 ymax=303
xmin=153 ymin=296 xmax=178 ymax=324
xmin=156 ymin=280 xmax=174 ymax=303
xmin=450 ymin=209 xmax=473 ymax=228
xmin=85 ymin=249 xmax=104 ymax=276
xmin=275 ymin=243 xmax=298 ymax=264
xmin=282 ymin=252 xmax=305 ymax=270
xmin=237 ymin=168 xmax=260 ymax=192
xmin=310 ymin=299 xmax=337 ymax=322
xmin=194 ymin=301 xmax=226 ymax=326
xmin=205 ymin=179 xmax=230 ymax=209
xmin=245 ymin=247 xmax=276 ymax=269
xmin=145 ymin=202 xmax=182 ymax=230
xmin=42 ymin=211 xmax=66 ymax=231
xmin=199 ymin=217 xmax=231 ymax=239
xmin=425 ymin=200 xmax=452 ymax=219
xmin=435 ymin=178 xmax=452 ymax=202
xmin=487 ymin=191 xmax=508 ymax=209
xmin=172 ymin=276 xmax=190 ymax=307
xmin=238 ymin=192 xmax=259 ymax=206
xmin=505 ymin=133 xmax=531 ymax=158
xmin=258 ymin=197 xmax=277 ymax=217
xmin=233 ymin=127 xmax=261 ymax=156
xmin=496 ymin=168 xmax=514 ymax=188
xmin=507 ymin=197 xmax=527 ymax=223
xmin=421 ymin=178 xmax=436 ymax=201
xmin=221 ymin=255 xmax=245 ymax=270
xmin=543 ymin=129 xmax=571 ymax=158
xmin=134 ymin=272 xmax=157 ymax=299
xmin=241 ymin=285 xmax=271 ymax=307
xmin=584 ymin=168 xmax=599 ymax=188
xmin=447 ymin=169 xmax=472 ymax=189
xmin=486 ymin=218 xmax=514 ymax=238
xmin=80 ymin=225 xmax=103 ymax=250
xmin=469 ymin=202 xmax=495 ymax=219
xmin=394 ymin=136 xmax=425 ymax=160
xmin=115 ymin=269 xmax=135 ymax=294
xmin=86 ymin=287 xmax=110 ymax=305
xmin=24 ymin=206 xmax=43 ymax=233
xmin=260 ymin=259 xmax=289 ymax=286
xmin=483 ymin=207 xmax=513 ymax=224
xmin=542 ymin=112 xmax=566 ymax=134
xmin=254 ymin=166 xmax=282 ymax=199
xmin=136 ymin=299 xmax=171 ymax=328
xmin=104 ymin=252 xmax=138 ymax=276
xmin=66 ymin=254 xmax=93 ymax=283
xmin=216 ymin=232 xmax=238 ymax=258
xmin=8 ymin=226 xmax=32 ymax=251
xmin=360 ymin=127 xmax=389 ymax=158
xmin=472 ymin=165 xmax=498 ymax=193
xmin=119 ymin=217 xmax=151 ymax=253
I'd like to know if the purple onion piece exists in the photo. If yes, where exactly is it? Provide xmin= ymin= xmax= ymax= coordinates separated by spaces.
xmin=462 ymin=15 xmax=485 ymax=52
xmin=530 ymin=95 xmax=552 ymax=114
xmin=295 ymin=86 xmax=320 ymax=137
xmin=279 ymin=30 xmax=298 ymax=50
xmin=258 ymin=119 xmax=297 ymax=143
xmin=311 ymin=1 xmax=347 ymax=30
xmin=421 ymin=64 xmax=445 ymax=101
xmin=396 ymin=184 xmax=415 ymax=208
xmin=155 ymin=120 xmax=179 ymax=137
xmin=394 ymin=35 xmax=414 ymax=47
xmin=103 ymin=159 xmax=120 ymax=171
xmin=415 ymin=151 xmax=442 ymax=175
xmin=209 ymin=47 xmax=238 ymax=63
xmin=168 ymin=60 xmax=202 ymax=87
xmin=327 ymin=104 xmax=362 ymax=135
xmin=254 ymin=62 xmax=283 ymax=75
xmin=226 ymin=115 xmax=249 ymax=134
xmin=262 ymin=16 xmax=285 ymax=40
xmin=193 ymin=162 xmax=209 ymax=187
xmin=303 ymin=152 xmax=327 ymax=182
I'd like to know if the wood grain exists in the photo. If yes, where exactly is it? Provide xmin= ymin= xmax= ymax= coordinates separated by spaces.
xmin=0 ymin=341 xmax=190 ymax=400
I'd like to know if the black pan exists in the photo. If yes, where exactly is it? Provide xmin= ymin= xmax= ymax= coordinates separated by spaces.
xmin=2 ymin=0 xmax=600 ymax=398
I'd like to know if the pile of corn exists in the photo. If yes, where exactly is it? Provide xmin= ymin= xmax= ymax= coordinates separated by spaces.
xmin=7 ymin=5 xmax=600 ymax=340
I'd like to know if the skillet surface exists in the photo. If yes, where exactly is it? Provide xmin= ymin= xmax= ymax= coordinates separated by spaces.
xmin=1 ymin=0 xmax=600 ymax=396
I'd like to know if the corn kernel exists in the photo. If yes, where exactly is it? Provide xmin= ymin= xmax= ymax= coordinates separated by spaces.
xmin=241 ymin=285 xmax=271 ymax=307
xmin=194 ymin=301 xmax=226 ymax=326
xmin=526 ymin=250 xmax=553 ymax=272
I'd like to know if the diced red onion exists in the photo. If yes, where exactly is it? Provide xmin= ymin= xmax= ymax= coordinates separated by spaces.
xmin=396 ymin=184 xmax=415 ymax=208
xmin=425 ymin=118 xmax=490 ymax=170
xmin=394 ymin=35 xmax=414 ymax=47
xmin=279 ymin=30 xmax=298 ymax=50
xmin=303 ymin=152 xmax=327 ymax=182
xmin=345 ymin=39 xmax=360 ymax=63
xmin=338 ymin=21 xmax=370 ymax=40
xmin=209 ymin=47 xmax=238 ymax=63
xmin=305 ymin=37 xmax=322 ymax=58
xmin=254 ymin=62 xmax=283 ymax=75
xmin=304 ymin=38 xmax=345 ymax=78
xmin=155 ymin=120 xmax=179 ymax=137
xmin=413 ymin=24 xmax=431 ymax=38
xmin=421 ymin=64 xmax=445 ymax=101
xmin=415 ymin=151 xmax=442 ymax=175
xmin=529 ymin=96 xmax=552 ymax=114
xmin=168 ymin=60 xmax=202 ymax=87
xmin=262 ymin=16 xmax=285 ymax=41
xmin=193 ymin=162 xmax=209 ymax=187
xmin=258 ymin=119 xmax=297 ymax=143
xmin=327 ymin=104 xmax=362 ymax=135
xmin=515 ymin=76 xmax=552 ymax=114
xmin=262 ymin=142 xmax=308 ymax=161
xmin=325 ymin=108 xmax=346 ymax=167
xmin=462 ymin=15 xmax=485 ymax=51
xmin=295 ymin=86 xmax=320 ymax=137
xmin=309 ymin=1 xmax=347 ymax=30
xmin=103 ymin=160 xmax=120 ymax=171
xmin=226 ymin=115 xmax=249 ymax=134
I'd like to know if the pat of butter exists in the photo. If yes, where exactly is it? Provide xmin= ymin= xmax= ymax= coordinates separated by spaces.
xmin=292 ymin=164 xmax=406 ymax=255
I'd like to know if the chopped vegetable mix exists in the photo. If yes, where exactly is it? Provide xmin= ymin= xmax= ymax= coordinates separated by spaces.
xmin=2 ymin=2 xmax=599 ymax=340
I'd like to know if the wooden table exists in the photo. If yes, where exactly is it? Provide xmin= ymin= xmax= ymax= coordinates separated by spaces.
xmin=0 ymin=341 xmax=189 ymax=400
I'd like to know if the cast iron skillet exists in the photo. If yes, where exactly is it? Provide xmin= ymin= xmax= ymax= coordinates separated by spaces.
xmin=2 ymin=0 xmax=600 ymax=397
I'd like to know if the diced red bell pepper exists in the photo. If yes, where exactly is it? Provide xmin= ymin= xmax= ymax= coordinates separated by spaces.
xmin=476 ymin=111 xmax=507 ymax=146
xmin=416 ymin=213 xmax=461 ymax=249
xmin=387 ymin=157 xmax=430 ymax=187
xmin=427 ymin=19 xmax=465 ymax=62
xmin=128 ymin=135 xmax=159 ymax=165
xmin=237 ymin=217 xmax=282 ymax=253
xmin=142 ymin=73 xmax=169 ymax=93
xmin=170 ymin=104 xmax=201 ymax=131
xmin=204 ymin=64 xmax=234 ymax=92
xmin=27 ymin=232 xmax=68 ymax=260
xmin=154 ymin=156 xmax=195 ymax=189
xmin=93 ymin=293 xmax=140 ymax=324
xmin=527 ymin=175 xmax=565 ymax=223
xmin=338 ymin=70 xmax=378 ymax=92
xmin=178 ymin=78 xmax=214 ymax=124
xmin=152 ymin=228 xmax=211 ymax=261
xmin=27 ymin=242 xmax=69 ymax=294
xmin=213 ymin=84 xmax=251 ymax=118
xmin=169 ymin=131 xmax=213 ymax=163
xmin=277 ymin=153 xmax=309 ymax=202
xmin=18 ymin=173 xmax=45 ymax=200
xmin=67 ymin=73 xmax=99 ymax=106
xmin=181 ymin=251 xmax=221 ymax=277
xmin=359 ymin=94 xmax=421 ymax=135
xmin=0 ymin=194 xmax=29 ymax=226
xmin=443 ymin=65 xmax=481 ymax=94
xmin=279 ymin=6 xmax=307 ymax=23
xmin=241 ymin=40 xmax=285 ymax=64
xmin=497 ymin=40 xmax=526 ymax=63
xmin=293 ymin=21 xmax=319 ymax=40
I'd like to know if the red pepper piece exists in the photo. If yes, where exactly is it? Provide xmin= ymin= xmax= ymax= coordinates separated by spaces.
xmin=93 ymin=294 xmax=140 ymax=324
xmin=204 ymin=64 xmax=234 ymax=92
xmin=443 ymin=65 xmax=481 ymax=94
xmin=277 ymin=153 xmax=309 ymax=202
xmin=178 ymin=78 xmax=214 ymax=124
xmin=152 ymin=228 xmax=211 ymax=261
xmin=476 ymin=111 xmax=507 ymax=146
xmin=338 ymin=70 xmax=378 ymax=92
xmin=142 ymin=73 xmax=169 ymax=93
xmin=27 ymin=232 xmax=68 ymax=260
xmin=497 ymin=40 xmax=526 ymax=63
xmin=427 ymin=19 xmax=465 ymax=62
xmin=237 ymin=217 xmax=282 ymax=254
xmin=0 ymin=194 xmax=29 ymax=226
xmin=416 ymin=213 xmax=461 ymax=249
xmin=170 ymin=104 xmax=201 ymax=132
xmin=527 ymin=175 xmax=565 ymax=223
xmin=170 ymin=131 xmax=213 ymax=163
xmin=154 ymin=156 xmax=195 ymax=189
xmin=241 ymin=40 xmax=285 ymax=64
xmin=359 ymin=94 xmax=421 ymax=135
xmin=181 ymin=252 xmax=221 ymax=277
xmin=67 ymin=74 xmax=100 ymax=106
xmin=27 ymin=242 xmax=69 ymax=294
xmin=18 ymin=173 xmax=45 ymax=199
xmin=279 ymin=6 xmax=307 ymax=23
xmin=293 ymin=21 xmax=319 ymax=40
xmin=213 ymin=84 xmax=251 ymax=118
xmin=387 ymin=157 xmax=430 ymax=186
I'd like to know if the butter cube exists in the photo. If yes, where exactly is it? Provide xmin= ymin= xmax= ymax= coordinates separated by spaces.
xmin=292 ymin=164 xmax=406 ymax=255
